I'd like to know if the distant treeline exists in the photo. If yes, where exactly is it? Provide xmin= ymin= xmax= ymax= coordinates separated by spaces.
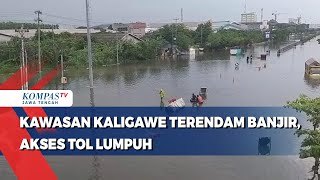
xmin=0 ymin=30 xmax=163 ymax=71
xmin=0 ymin=22 xmax=59 ymax=30
xmin=0 ymin=21 xmax=313 ymax=72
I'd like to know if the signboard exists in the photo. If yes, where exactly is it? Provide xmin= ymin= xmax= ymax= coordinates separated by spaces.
xmin=265 ymin=31 xmax=271 ymax=39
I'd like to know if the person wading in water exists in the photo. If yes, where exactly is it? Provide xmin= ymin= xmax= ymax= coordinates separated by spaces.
xmin=159 ymin=89 xmax=165 ymax=101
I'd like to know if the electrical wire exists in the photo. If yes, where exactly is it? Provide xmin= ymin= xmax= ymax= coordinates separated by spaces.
xmin=0 ymin=19 xmax=35 ymax=23
xmin=0 ymin=12 xmax=108 ymax=28
xmin=44 ymin=20 xmax=84 ymax=28
xmin=42 ymin=13 xmax=107 ymax=25
xmin=0 ymin=12 xmax=34 ymax=16
xmin=42 ymin=13 xmax=86 ymax=23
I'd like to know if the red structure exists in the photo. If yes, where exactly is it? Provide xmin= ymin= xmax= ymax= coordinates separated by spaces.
xmin=128 ymin=22 xmax=147 ymax=38
xmin=129 ymin=22 xmax=147 ymax=29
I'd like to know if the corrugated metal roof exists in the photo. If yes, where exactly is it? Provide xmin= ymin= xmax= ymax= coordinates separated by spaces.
xmin=306 ymin=58 xmax=320 ymax=66
xmin=0 ymin=32 xmax=13 ymax=38
xmin=76 ymin=32 xmax=143 ymax=43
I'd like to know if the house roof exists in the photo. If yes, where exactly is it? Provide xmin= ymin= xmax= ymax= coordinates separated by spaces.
xmin=76 ymin=32 xmax=143 ymax=43
xmin=306 ymin=58 xmax=320 ymax=66
xmin=0 ymin=32 xmax=14 ymax=38
xmin=242 ymin=22 xmax=263 ymax=25
xmin=123 ymin=33 xmax=143 ymax=42
xmin=95 ymin=32 xmax=126 ymax=42
xmin=221 ymin=23 xmax=247 ymax=30
xmin=129 ymin=22 xmax=147 ymax=29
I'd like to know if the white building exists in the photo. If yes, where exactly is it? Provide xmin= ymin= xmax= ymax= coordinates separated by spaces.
xmin=260 ymin=20 xmax=269 ymax=30
xmin=212 ymin=21 xmax=248 ymax=31
xmin=241 ymin=13 xmax=257 ymax=23
xmin=309 ymin=24 xmax=320 ymax=29
xmin=145 ymin=20 xmax=248 ymax=34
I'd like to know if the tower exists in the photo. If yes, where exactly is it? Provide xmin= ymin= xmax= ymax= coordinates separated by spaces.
xmin=244 ymin=0 xmax=247 ymax=13
xmin=181 ymin=8 xmax=184 ymax=23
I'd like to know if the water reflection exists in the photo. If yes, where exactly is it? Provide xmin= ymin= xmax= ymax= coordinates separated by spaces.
xmin=196 ymin=50 xmax=230 ymax=61
xmin=90 ymin=87 xmax=95 ymax=107
xmin=160 ymin=100 xmax=164 ymax=109
xmin=304 ymin=75 xmax=320 ymax=89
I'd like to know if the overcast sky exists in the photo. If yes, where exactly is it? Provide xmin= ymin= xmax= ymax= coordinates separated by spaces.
xmin=0 ymin=0 xmax=319 ymax=27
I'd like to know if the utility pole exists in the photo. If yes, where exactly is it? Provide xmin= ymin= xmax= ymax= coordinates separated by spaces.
xmin=15 ymin=25 xmax=29 ymax=90
xmin=52 ymin=24 xmax=54 ymax=47
xmin=172 ymin=18 xmax=179 ymax=56
xmin=171 ymin=26 xmax=174 ymax=56
xmin=86 ymin=0 xmax=94 ymax=90
xmin=61 ymin=54 xmax=64 ymax=79
xmin=25 ymin=49 xmax=28 ymax=90
xmin=116 ymin=32 xmax=119 ymax=65
xmin=60 ymin=53 xmax=65 ymax=90
xmin=85 ymin=2 xmax=98 ymax=178
xmin=52 ymin=24 xmax=56 ymax=64
xmin=201 ymin=25 xmax=203 ymax=46
xmin=181 ymin=8 xmax=183 ymax=23
xmin=35 ymin=10 xmax=42 ymax=76
xmin=173 ymin=18 xmax=179 ymax=40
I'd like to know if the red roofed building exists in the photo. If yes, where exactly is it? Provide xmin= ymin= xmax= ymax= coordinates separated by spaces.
xmin=128 ymin=22 xmax=146 ymax=38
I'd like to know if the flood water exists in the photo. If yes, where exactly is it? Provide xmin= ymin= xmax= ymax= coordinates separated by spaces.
xmin=59 ymin=39 xmax=320 ymax=107
xmin=1 ymin=38 xmax=320 ymax=180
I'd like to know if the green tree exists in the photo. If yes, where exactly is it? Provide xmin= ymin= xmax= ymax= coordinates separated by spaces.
xmin=207 ymin=29 xmax=264 ymax=50
xmin=0 ymin=22 xmax=58 ymax=30
xmin=287 ymin=95 xmax=320 ymax=180
xmin=207 ymin=32 xmax=223 ymax=49
xmin=194 ymin=21 xmax=212 ymax=46
xmin=151 ymin=24 xmax=194 ymax=50
xmin=93 ymin=43 xmax=116 ymax=65
xmin=139 ymin=38 xmax=164 ymax=59
xmin=272 ymin=29 xmax=290 ymax=42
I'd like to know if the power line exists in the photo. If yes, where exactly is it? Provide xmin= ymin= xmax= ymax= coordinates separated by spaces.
xmin=0 ymin=19 xmax=36 ymax=23
xmin=0 ymin=19 xmax=77 ymax=29
xmin=44 ymin=20 xmax=83 ymax=27
xmin=15 ymin=25 xmax=29 ymax=90
xmin=0 ymin=12 xmax=106 ymax=27
xmin=0 ymin=12 xmax=34 ymax=15
xmin=42 ymin=12 xmax=106 ymax=25
xmin=0 ymin=13 xmax=34 ymax=18
xmin=42 ymin=13 xmax=86 ymax=22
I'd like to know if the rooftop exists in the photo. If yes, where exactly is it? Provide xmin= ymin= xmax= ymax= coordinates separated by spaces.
xmin=306 ymin=58 xmax=320 ymax=66
xmin=75 ymin=32 xmax=143 ymax=43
